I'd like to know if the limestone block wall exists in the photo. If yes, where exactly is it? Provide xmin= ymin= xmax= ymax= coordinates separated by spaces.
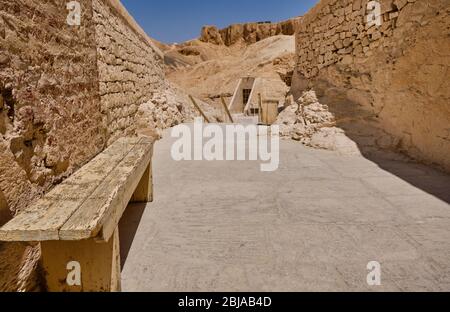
xmin=94 ymin=0 xmax=165 ymax=145
xmin=293 ymin=0 xmax=450 ymax=171
xmin=0 ymin=0 xmax=165 ymax=291
xmin=0 ymin=0 xmax=103 ymax=291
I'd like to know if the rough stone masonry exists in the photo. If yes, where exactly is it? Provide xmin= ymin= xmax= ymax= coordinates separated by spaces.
xmin=292 ymin=0 xmax=450 ymax=171
xmin=0 ymin=0 xmax=171 ymax=291
xmin=94 ymin=0 xmax=166 ymax=145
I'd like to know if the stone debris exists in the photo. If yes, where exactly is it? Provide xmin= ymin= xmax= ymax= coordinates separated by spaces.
xmin=0 ymin=0 xmax=220 ymax=292
xmin=136 ymin=84 xmax=222 ymax=138
xmin=164 ymin=34 xmax=295 ymax=108
xmin=276 ymin=90 xmax=333 ymax=140
xmin=276 ymin=90 xmax=361 ymax=155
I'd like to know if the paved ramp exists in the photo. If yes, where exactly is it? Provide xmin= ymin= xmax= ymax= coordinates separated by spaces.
xmin=232 ymin=113 xmax=259 ymax=125
xmin=121 ymin=127 xmax=450 ymax=291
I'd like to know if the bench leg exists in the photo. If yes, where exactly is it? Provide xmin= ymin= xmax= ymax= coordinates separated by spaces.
xmin=131 ymin=162 xmax=152 ymax=203
xmin=41 ymin=228 xmax=121 ymax=292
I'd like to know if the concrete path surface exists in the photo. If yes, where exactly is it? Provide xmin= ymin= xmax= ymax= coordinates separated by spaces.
xmin=121 ymin=126 xmax=450 ymax=291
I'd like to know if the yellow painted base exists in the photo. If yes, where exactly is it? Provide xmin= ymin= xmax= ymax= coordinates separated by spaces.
xmin=41 ymin=229 xmax=121 ymax=292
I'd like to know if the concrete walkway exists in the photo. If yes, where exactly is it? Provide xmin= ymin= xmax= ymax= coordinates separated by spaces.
xmin=121 ymin=127 xmax=450 ymax=291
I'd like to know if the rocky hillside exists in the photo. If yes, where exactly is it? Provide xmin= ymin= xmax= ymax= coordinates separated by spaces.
xmin=165 ymin=35 xmax=296 ymax=109
xmin=200 ymin=18 xmax=300 ymax=46
xmin=156 ymin=18 xmax=300 ymax=108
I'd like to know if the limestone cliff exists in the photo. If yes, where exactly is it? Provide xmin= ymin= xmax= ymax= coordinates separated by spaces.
xmin=201 ymin=18 xmax=300 ymax=46
xmin=292 ymin=0 xmax=450 ymax=171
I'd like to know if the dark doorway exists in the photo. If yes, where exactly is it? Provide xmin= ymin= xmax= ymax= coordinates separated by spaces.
xmin=243 ymin=89 xmax=252 ymax=106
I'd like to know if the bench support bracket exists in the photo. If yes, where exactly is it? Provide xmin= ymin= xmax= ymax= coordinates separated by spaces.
xmin=41 ymin=229 xmax=121 ymax=292
xmin=131 ymin=163 xmax=153 ymax=203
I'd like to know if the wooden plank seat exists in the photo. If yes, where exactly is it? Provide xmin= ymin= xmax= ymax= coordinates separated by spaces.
xmin=0 ymin=137 xmax=154 ymax=292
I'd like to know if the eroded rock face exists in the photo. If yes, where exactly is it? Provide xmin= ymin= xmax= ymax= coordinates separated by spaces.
xmin=201 ymin=18 xmax=300 ymax=46
xmin=166 ymin=35 xmax=296 ymax=109
xmin=0 ymin=192 xmax=8 ymax=225
xmin=293 ymin=0 xmax=450 ymax=171
xmin=200 ymin=26 xmax=224 ymax=45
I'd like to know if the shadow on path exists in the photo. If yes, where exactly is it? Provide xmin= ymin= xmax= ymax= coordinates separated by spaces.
xmin=119 ymin=203 xmax=146 ymax=269
xmin=318 ymin=88 xmax=450 ymax=204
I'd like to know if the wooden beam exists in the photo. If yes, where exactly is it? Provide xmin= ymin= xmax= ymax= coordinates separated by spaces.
xmin=258 ymin=93 xmax=263 ymax=123
xmin=220 ymin=95 xmax=234 ymax=123
xmin=59 ymin=140 xmax=153 ymax=242
xmin=189 ymin=95 xmax=210 ymax=123
xmin=0 ymin=139 xmax=141 ymax=242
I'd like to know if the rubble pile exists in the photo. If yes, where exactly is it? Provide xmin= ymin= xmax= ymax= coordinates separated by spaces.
xmin=276 ymin=90 xmax=334 ymax=142
xmin=136 ymin=85 xmax=223 ymax=138
xmin=276 ymin=90 xmax=360 ymax=155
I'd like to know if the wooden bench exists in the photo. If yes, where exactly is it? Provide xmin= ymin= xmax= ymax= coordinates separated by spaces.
xmin=0 ymin=137 xmax=154 ymax=292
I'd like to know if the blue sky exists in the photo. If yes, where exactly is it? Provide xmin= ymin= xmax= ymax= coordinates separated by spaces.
xmin=121 ymin=0 xmax=319 ymax=44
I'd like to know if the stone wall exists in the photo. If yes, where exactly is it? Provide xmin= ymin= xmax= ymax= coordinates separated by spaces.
xmin=0 ymin=0 xmax=102 ymax=291
xmin=292 ymin=0 xmax=450 ymax=171
xmin=94 ymin=0 xmax=165 ymax=145
xmin=0 ymin=0 xmax=166 ymax=291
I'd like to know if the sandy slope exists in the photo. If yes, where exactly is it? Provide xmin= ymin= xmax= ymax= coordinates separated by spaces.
xmin=163 ymin=35 xmax=296 ymax=106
